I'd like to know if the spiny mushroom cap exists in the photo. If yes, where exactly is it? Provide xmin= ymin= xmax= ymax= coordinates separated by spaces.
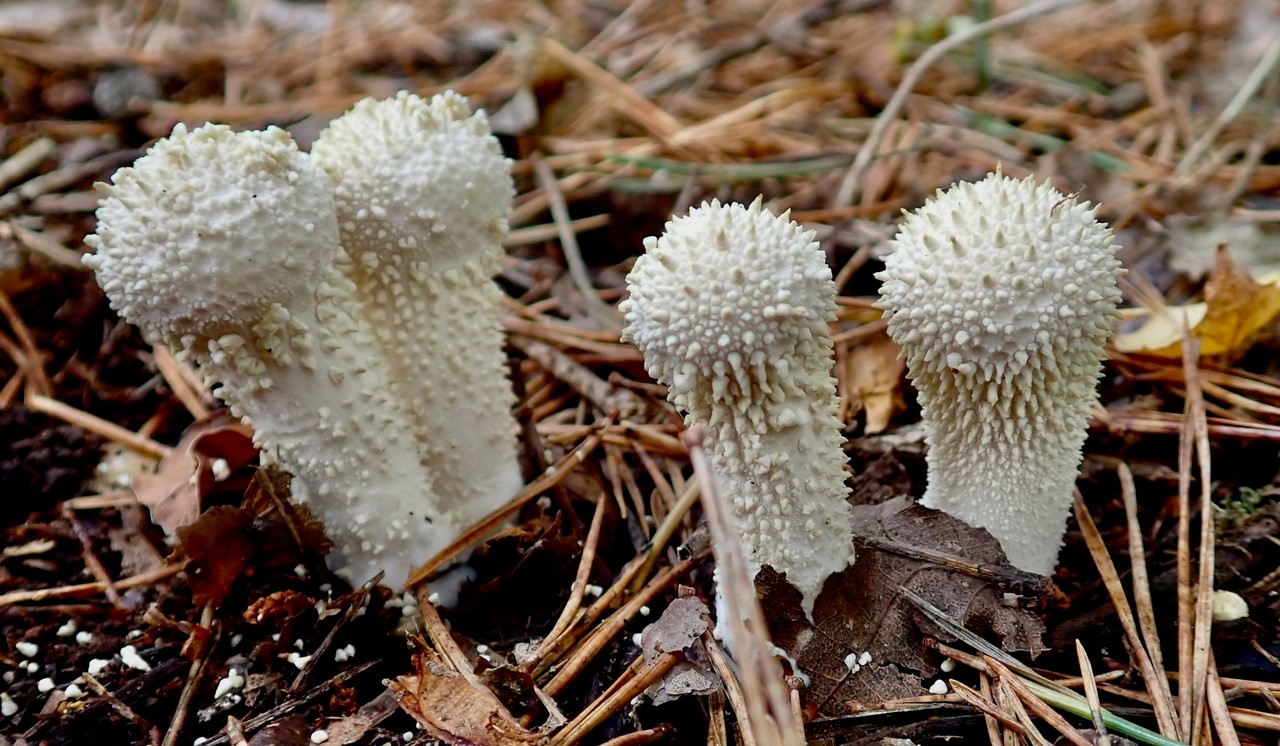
xmin=310 ymin=89 xmax=523 ymax=522
xmin=84 ymin=124 xmax=336 ymax=346
xmin=310 ymin=90 xmax=513 ymax=277
xmin=622 ymin=199 xmax=854 ymax=609
xmin=622 ymin=198 xmax=839 ymax=405
xmin=876 ymin=172 xmax=1123 ymax=574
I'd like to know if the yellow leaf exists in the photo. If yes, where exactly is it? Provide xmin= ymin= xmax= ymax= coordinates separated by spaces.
xmin=1113 ymin=245 xmax=1280 ymax=357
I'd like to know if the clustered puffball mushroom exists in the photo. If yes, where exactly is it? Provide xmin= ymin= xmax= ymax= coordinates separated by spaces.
xmin=83 ymin=124 xmax=443 ymax=587
xmin=621 ymin=199 xmax=855 ymax=613
xmin=312 ymin=91 xmax=522 ymax=527
xmin=85 ymin=91 xmax=526 ymax=592
xmin=876 ymin=172 xmax=1123 ymax=575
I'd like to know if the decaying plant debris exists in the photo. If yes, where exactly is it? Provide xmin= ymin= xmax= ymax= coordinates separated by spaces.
xmin=2 ymin=0 xmax=1280 ymax=744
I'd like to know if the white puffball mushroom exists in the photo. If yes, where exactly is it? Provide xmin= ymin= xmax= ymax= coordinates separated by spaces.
xmin=1210 ymin=590 xmax=1249 ymax=623
xmin=84 ymin=123 xmax=443 ymax=588
xmin=311 ymin=91 xmax=522 ymax=527
xmin=876 ymin=172 xmax=1123 ymax=575
xmin=622 ymin=198 xmax=855 ymax=613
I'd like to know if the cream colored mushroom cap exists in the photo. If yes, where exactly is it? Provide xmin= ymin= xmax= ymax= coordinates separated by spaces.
xmin=876 ymin=173 xmax=1122 ymax=382
xmin=310 ymin=90 xmax=513 ymax=273
xmin=621 ymin=198 xmax=835 ymax=392
xmin=84 ymin=124 xmax=337 ymax=345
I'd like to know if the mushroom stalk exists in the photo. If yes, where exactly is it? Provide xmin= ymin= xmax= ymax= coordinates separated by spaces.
xmin=622 ymin=199 xmax=854 ymax=613
xmin=311 ymin=91 xmax=522 ymax=526
xmin=876 ymin=172 xmax=1123 ymax=575
xmin=84 ymin=124 xmax=442 ymax=587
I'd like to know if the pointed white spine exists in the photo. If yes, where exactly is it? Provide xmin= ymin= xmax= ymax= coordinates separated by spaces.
xmin=311 ymin=91 xmax=521 ymax=528
xmin=876 ymin=173 xmax=1123 ymax=575
xmin=621 ymin=199 xmax=854 ymax=613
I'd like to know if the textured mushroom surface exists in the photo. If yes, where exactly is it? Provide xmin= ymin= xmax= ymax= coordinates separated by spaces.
xmin=311 ymin=91 xmax=521 ymax=527
xmin=876 ymin=173 xmax=1123 ymax=575
xmin=622 ymin=199 xmax=854 ymax=612
xmin=84 ymin=124 xmax=443 ymax=587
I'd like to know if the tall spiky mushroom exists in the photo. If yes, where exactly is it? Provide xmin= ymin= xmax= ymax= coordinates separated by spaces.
xmin=622 ymin=199 xmax=854 ymax=613
xmin=311 ymin=91 xmax=522 ymax=529
xmin=84 ymin=124 xmax=442 ymax=587
xmin=876 ymin=172 xmax=1124 ymax=575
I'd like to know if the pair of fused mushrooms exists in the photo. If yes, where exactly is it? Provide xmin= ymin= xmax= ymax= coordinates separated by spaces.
xmin=87 ymin=90 xmax=1122 ymax=602
xmin=86 ymin=92 xmax=522 ymax=590
xmin=622 ymin=174 xmax=1123 ymax=613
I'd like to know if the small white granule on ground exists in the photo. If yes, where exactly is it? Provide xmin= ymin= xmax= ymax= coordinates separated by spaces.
xmin=75 ymin=631 xmax=94 ymax=645
xmin=64 ymin=684 xmax=85 ymax=699
xmin=120 ymin=645 xmax=151 ymax=672
xmin=940 ymin=658 xmax=955 ymax=673
xmin=37 ymin=678 xmax=55 ymax=693
xmin=287 ymin=652 xmax=313 ymax=670
xmin=334 ymin=645 xmax=356 ymax=663
xmin=1211 ymin=590 xmax=1249 ymax=623
xmin=584 ymin=584 xmax=603 ymax=597
xmin=214 ymin=668 xmax=245 ymax=699
xmin=310 ymin=729 xmax=329 ymax=744
xmin=15 ymin=642 xmax=38 ymax=658
xmin=1 ymin=693 xmax=17 ymax=717
xmin=928 ymin=680 xmax=949 ymax=695
xmin=858 ymin=651 xmax=872 ymax=666
xmin=56 ymin=621 xmax=77 ymax=637
xmin=194 ymin=738 xmax=208 ymax=745
xmin=87 ymin=659 xmax=110 ymax=676
xmin=639 ymin=606 xmax=651 ymax=616
xmin=24 ymin=662 xmax=38 ymax=674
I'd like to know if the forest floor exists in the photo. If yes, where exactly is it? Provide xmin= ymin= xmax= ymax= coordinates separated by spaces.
xmin=2 ymin=0 xmax=1280 ymax=744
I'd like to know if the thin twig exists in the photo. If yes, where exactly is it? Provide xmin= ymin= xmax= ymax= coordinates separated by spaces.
xmin=530 ymin=152 xmax=623 ymax=331
xmin=1074 ymin=641 xmax=1111 ymax=746
xmin=1176 ymin=33 xmax=1280 ymax=176
xmin=684 ymin=426 xmax=805 ymax=746
xmin=28 ymin=393 xmax=172 ymax=459
xmin=1117 ymin=462 xmax=1178 ymax=737
xmin=1073 ymin=490 xmax=1180 ymax=737
xmin=832 ymin=0 xmax=1087 ymax=207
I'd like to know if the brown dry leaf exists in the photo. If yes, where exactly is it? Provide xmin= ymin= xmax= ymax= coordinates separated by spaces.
xmin=318 ymin=715 xmax=375 ymax=746
xmin=390 ymin=645 xmax=541 ymax=746
xmin=761 ymin=496 xmax=1050 ymax=715
xmin=246 ymin=714 xmax=311 ymax=746
xmin=1114 ymin=245 xmax=1280 ymax=357
xmin=844 ymin=329 xmax=904 ymax=434
xmin=640 ymin=596 xmax=719 ymax=705
xmin=172 ymin=505 xmax=255 ymax=607
xmin=132 ymin=413 xmax=257 ymax=536
xmin=640 ymin=596 xmax=709 ymax=660
xmin=171 ymin=469 xmax=328 ymax=607
xmin=241 ymin=466 xmax=333 ymax=565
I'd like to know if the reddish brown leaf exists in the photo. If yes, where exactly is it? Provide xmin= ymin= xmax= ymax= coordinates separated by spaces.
xmin=133 ymin=413 xmax=257 ymax=535
xmin=390 ymin=645 xmax=540 ymax=746
xmin=762 ymin=496 xmax=1051 ymax=715
xmin=242 ymin=467 xmax=333 ymax=565
xmin=173 ymin=505 xmax=255 ymax=607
